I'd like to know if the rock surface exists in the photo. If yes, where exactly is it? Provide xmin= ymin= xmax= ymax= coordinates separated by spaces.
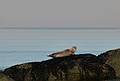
xmin=4 ymin=54 xmax=116 ymax=81
xmin=98 ymin=48 xmax=120 ymax=78
xmin=0 ymin=71 xmax=14 ymax=81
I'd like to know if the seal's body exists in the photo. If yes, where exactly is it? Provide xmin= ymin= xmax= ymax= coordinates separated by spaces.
xmin=48 ymin=46 xmax=77 ymax=58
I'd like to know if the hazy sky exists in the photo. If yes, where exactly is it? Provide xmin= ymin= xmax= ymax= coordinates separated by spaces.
xmin=0 ymin=0 xmax=120 ymax=27
xmin=0 ymin=0 xmax=120 ymax=68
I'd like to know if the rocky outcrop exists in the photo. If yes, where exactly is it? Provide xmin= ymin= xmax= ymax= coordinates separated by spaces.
xmin=0 ymin=71 xmax=14 ymax=81
xmin=4 ymin=54 xmax=116 ymax=81
xmin=98 ymin=48 xmax=120 ymax=78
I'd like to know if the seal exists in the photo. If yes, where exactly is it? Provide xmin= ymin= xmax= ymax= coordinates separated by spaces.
xmin=48 ymin=46 xmax=77 ymax=58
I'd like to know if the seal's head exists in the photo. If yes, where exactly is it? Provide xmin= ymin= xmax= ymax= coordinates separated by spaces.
xmin=69 ymin=46 xmax=77 ymax=54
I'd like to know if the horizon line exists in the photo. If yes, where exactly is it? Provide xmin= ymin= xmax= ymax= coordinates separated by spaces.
xmin=0 ymin=27 xmax=120 ymax=30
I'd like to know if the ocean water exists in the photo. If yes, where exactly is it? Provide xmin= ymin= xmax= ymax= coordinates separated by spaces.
xmin=0 ymin=28 xmax=120 ymax=68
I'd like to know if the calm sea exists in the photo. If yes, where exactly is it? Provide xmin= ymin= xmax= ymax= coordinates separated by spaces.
xmin=0 ymin=28 xmax=120 ymax=69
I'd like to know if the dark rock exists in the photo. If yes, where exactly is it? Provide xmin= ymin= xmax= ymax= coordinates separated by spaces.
xmin=100 ymin=64 xmax=116 ymax=80
xmin=0 ymin=71 xmax=14 ymax=81
xmin=4 ymin=54 xmax=116 ymax=81
xmin=72 ymin=54 xmax=99 ymax=63
xmin=98 ymin=48 xmax=120 ymax=78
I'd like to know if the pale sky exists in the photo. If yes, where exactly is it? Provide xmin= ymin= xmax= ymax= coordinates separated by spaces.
xmin=0 ymin=0 xmax=120 ymax=27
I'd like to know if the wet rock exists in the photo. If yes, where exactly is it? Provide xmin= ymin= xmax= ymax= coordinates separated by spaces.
xmin=0 ymin=71 xmax=14 ymax=81
xmin=4 ymin=54 xmax=116 ymax=81
xmin=100 ymin=64 xmax=116 ymax=80
xmin=98 ymin=48 xmax=120 ymax=78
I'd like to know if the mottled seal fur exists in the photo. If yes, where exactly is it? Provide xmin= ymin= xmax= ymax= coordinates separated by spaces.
xmin=48 ymin=46 xmax=77 ymax=58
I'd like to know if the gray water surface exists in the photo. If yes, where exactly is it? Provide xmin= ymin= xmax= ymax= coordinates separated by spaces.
xmin=0 ymin=28 xmax=120 ymax=68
